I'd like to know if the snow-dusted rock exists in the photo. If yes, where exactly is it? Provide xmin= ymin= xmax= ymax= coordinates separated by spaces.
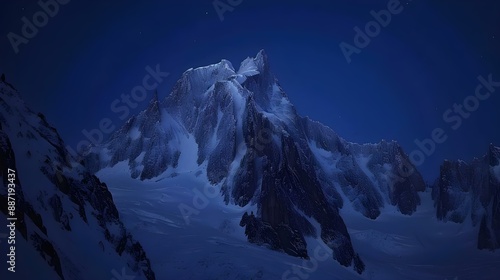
xmin=433 ymin=144 xmax=500 ymax=250
xmin=0 ymin=79 xmax=155 ymax=279
xmin=86 ymin=50 xmax=429 ymax=274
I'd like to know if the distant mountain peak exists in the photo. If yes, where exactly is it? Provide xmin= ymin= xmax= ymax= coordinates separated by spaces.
xmin=433 ymin=144 xmax=500 ymax=250
xmin=84 ymin=51 xmax=431 ymax=274
xmin=254 ymin=49 xmax=269 ymax=68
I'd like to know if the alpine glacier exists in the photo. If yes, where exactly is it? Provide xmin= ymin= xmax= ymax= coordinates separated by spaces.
xmin=2 ymin=50 xmax=500 ymax=279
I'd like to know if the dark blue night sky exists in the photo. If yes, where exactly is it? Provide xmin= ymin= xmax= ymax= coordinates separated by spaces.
xmin=1 ymin=0 xmax=499 ymax=181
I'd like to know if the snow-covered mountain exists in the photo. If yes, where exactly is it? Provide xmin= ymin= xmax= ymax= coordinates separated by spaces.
xmin=433 ymin=144 xmax=500 ymax=250
xmin=3 ymin=51 xmax=498 ymax=279
xmin=0 ymin=78 xmax=155 ymax=279
xmin=84 ymin=50 xmax=427 ymax=273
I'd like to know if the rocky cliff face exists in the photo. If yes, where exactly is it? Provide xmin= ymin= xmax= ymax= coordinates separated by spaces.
xmin=433 ymin=144 xmax=500 ymax=250
xmin=0 ymin=79 xmax=155 ymax=279
xmin=85 ymin=50 xmax=427 ymax=274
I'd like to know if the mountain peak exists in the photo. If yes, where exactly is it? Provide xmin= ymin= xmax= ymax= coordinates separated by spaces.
xmin=251 ymin=49 xmax=271 ymax=76
xmin=152 ymin=89 xmax=161 ymax=114
xmin=153 ymin=89 xmax=159 ymax=103
xmin=255 ymin=49 xmax=268 ymax=64
xmin=0 ymin=73 xmax=17 ymax=92
xmin=195 ymin=58 xmax=235 ymax=73
xmin=488 ymin=143 xmax=499 ymax=152
xmin=487 ymin=143 xmax=500 ymax=166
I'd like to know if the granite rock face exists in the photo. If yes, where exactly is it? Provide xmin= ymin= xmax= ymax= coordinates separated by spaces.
xmin=433 ymin=144 xmax=500 ymax=250
xmin=86 ymin=50 xmax=428 ymax=273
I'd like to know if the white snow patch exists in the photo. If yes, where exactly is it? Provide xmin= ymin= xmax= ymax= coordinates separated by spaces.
xmin=160 ymin=109 xmax=184 ymax=136
xmin=233 ymin=57 xmax=260 ymax=83
xmin=208 ymin=108 xmax=223 ymax=152
xmin=355 ymin=154 xmax=376 ymax=185
xmin=493 ymin=163 xmax=500 ymax=181
xmin=340 ymin=189 xmax=499 ymax=279
xmin=135 ymin=151 xmax=146 ymax=163
xmin=174 ymin=133 xmax=199 ymax=172
xmin=308 ymin=140 xmax=340 ymax=176
xmin=129 ymin=126 xmax=141 ymax=140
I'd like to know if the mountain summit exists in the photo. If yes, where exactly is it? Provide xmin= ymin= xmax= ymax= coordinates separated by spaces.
xmin=85 ymin=50 xmax=427 ymax=273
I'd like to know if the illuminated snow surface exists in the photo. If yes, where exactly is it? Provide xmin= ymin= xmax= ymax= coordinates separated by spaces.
xmin=97 ymin=164 xmax=500 ymax=280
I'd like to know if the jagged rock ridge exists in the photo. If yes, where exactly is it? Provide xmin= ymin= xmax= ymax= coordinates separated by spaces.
xmin=85 ymin=50 xmax=428 ymax=274
xmin=0 ymin=78 xmax=155 ymax=280
xmin=433 ymin=144 xmax=500 ymax=250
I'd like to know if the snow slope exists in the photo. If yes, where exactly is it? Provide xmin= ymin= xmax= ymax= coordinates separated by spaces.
xmin=98 ymin=164 xmax=500 ymax=280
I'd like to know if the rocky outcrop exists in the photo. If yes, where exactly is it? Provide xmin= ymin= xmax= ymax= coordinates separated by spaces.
xmin=0 ymin=79 xmax=155 ymax=279
xmin=433 ymin=144 xmax=500 ymax=250
xmin=85 ymin=50 xmax=429 ymax=274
